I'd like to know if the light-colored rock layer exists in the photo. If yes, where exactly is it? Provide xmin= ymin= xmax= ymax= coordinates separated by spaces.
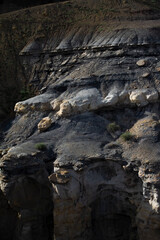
xmin=14 ymin=93 xmax=55 ymax=113
xmin=15 ymin=87 xmax=159 ymax=116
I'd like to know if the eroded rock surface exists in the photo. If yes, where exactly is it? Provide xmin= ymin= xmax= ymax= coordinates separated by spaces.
xmin=1 ymin=14 xmax=160 ymax=240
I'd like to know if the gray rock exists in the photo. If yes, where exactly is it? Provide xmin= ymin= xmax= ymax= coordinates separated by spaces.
xmin=1 ymin=15 xmax=160 ymax=240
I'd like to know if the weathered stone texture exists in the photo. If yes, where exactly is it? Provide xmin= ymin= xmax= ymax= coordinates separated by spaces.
xmin=1 ymin=15 xmax=160 ymax=240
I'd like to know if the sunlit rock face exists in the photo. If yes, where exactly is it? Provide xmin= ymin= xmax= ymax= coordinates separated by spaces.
xmin=1 ymin=19 xmax=160 ymax=240
xmin=52 ymin=160 xmax=142 ymax=240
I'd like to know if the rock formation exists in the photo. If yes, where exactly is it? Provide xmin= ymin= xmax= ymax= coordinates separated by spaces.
xmin=0 ymin=1 xmax=160 ymax=240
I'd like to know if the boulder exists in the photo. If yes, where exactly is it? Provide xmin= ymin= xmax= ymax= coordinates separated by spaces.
xmin=129 ymin=90 xmax=148 ymax=106
xmin=14 ymin=93 xmax=55 ymax=114
xmin=14 ymin=102 xmax=27 ymax=113
xmin=56 ymin=88 xmax=103 ymax=116
xmin=129 ymin=88 xmax=158 ymax=106
xmin=38 ymin=117 xmax=52 ymax=132
xmin=57 ymin=100 xmax=72 ymax=117
xmin=136 ymin=59 xmax=146 ymax=67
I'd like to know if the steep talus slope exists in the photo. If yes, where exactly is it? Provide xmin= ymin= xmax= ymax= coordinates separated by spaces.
xmin=1 ymin=1 xmax=160 ymax=240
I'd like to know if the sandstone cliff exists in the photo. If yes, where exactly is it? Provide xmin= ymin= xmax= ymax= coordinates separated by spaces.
xmin=0 ymin=1 xmax=160 ymax=240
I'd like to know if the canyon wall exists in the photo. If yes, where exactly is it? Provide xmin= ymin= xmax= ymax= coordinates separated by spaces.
xmin=0 ymin=2 xmax=160 ymax=240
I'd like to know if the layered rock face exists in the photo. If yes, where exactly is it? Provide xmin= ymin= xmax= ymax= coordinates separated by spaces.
xmin=1 ymin=20 xmax=160 ymax=240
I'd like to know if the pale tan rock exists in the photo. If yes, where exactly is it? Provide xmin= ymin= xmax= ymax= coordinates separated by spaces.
xmin=38 ymin=117 xmax=52 ymax=132
xmin=142 ymin=72 xmax=150 ymax=78
xmin=56 ymin=88 xmax=103 ymax=117
xmin=136 ymin=59 xmax=146 ymax=67
xmin=49 ymin=170 xmax=70 ymax=184
xmin=14 ymin=102 xmax=27 ymax=113
xmin=14 ymin=94 xmax=53 ymax=114
xmin=129 ymin=90 xmax=148 ymax=106
xmin=129 ymin=88 xmax=158 ymax=106
xmin=57 ymin=100 xmax=72 ymax=117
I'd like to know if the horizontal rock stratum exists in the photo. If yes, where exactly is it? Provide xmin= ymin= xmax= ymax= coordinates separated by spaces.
xmin=1 ymin=1 xmax=160 ymax=240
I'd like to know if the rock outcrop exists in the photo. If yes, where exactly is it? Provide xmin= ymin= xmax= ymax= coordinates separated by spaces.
xmin=1 ymin=2 xmax=160 ymax=240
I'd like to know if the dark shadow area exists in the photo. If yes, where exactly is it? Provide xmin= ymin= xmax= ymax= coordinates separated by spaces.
xmin=0 ymin=189 xmax=18 ymax=240
xmin=91 ymin=192 xmax=138 ymax=240
xmin=0 ymin=0 xmax=67 ymax=14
